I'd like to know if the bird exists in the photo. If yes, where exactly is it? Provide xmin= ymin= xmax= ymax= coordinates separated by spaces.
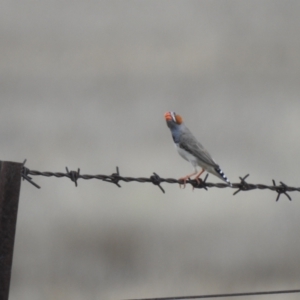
xmin=164 ymin=111 xmax=231 ymax=188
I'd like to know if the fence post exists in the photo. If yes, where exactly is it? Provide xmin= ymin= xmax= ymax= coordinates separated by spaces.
xmin=0 ymin=161 xmax=22 ymax=300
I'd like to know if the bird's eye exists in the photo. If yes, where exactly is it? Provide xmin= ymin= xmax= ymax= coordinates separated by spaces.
xmin=170 ymin=112 xmax=177 ymax=122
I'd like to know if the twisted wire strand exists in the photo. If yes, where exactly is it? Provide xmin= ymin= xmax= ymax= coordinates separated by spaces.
xmin=19 ymin=163 xmax=300 ymax=297
xmin=21 ymin=162 xmax=299 ymax=201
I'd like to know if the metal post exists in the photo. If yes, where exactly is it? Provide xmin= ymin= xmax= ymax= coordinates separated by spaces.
xmin=0 ymin=161 xmax=22 ymax=300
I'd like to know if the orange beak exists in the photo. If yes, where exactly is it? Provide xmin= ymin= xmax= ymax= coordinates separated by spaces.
xmin=164 ymin=111 xmax=172 ymax=121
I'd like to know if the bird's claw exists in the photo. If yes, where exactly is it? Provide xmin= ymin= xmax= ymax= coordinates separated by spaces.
xmin=192 ymin=178 xmax=202 ymax=190
xmin=178 ymin=168 xmax=206 ymax=190
xmin=179 ymin=177 xmax=189 ymax=189
xmin=179 ymin=176 xmax=202 ymax=190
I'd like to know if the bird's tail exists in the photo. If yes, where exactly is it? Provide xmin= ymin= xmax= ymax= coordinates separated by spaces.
xmin=213 ymin=167 xmax=231 ymax=186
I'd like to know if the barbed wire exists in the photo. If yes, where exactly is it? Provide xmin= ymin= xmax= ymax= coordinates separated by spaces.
xmin=19 ymin=162 xmax=300 ymax=299
xmin=21 ymin=160 xmax=299 ymax=201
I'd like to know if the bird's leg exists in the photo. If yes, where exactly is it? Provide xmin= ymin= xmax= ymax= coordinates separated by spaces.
xmin=190 ymin=168 xmax=205 ymax=190
xmin=193 ymin=168 xmax=205 ymax=184
xmin=179 ymin=170 xmax=198 ymax=189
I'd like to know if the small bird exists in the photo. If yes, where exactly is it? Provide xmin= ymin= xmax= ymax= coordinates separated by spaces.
xmin=164 ymin=111 xmax=231 ymax=188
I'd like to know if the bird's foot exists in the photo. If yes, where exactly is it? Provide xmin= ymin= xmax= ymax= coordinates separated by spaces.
xmin=178 ymin=176 xmax=190 ymax=189
xmin=179 ymin=171 xmax=199 ymax=189
xmin=178 ymin=177 xmax=203 ymax=190
xmin=191 ymin=177 xmax=203 ymax=190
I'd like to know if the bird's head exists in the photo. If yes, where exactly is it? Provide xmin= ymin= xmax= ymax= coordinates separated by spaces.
xmin=164 ymin=111 xmax=183 ymax=129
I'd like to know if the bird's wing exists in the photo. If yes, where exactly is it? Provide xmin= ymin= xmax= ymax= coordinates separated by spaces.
xmin=179 ymin=128 xmax=219 ymax=168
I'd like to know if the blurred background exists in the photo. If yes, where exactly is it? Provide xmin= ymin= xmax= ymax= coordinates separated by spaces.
xmin=1 ymin=1 xmax=300 ymax=299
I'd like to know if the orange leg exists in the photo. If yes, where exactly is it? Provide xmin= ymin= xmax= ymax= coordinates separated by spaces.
xmin=194 ymin=168 xmax=205 ymax=184
xmin=191 ymin=168 xmax=205 ymax=190
xmin=179 ymin=170 xmax=198 ymax=189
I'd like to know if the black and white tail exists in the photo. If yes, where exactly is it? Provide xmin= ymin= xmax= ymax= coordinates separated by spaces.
xmin=214 ymin=167 xmax=231 ymax=186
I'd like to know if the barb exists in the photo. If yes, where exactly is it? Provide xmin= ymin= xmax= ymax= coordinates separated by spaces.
xmin=110 ymin=166 xmax=122 ymax=187
xmin=233 ymin=174 xmax=251 ymax=195
xmin=272 ymin=179 xmax=292 ymax=202
xmin=150 ymin=172 xmax=165 ymax=193
xmin=21 ymin=160 xmax=41 ymax=189
xmin=21 ymin=163 xmax=300 ymax=201
xmin=66 ymin=167 xmax=80 ymax=187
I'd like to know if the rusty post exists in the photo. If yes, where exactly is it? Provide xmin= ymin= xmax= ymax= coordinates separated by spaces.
xmin=0 ymin=161 xmax=22 ymax=300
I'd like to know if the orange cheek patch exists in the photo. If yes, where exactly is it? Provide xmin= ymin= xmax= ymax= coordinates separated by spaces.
xmin=175 ymin=115 xmax=183 ymax=124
